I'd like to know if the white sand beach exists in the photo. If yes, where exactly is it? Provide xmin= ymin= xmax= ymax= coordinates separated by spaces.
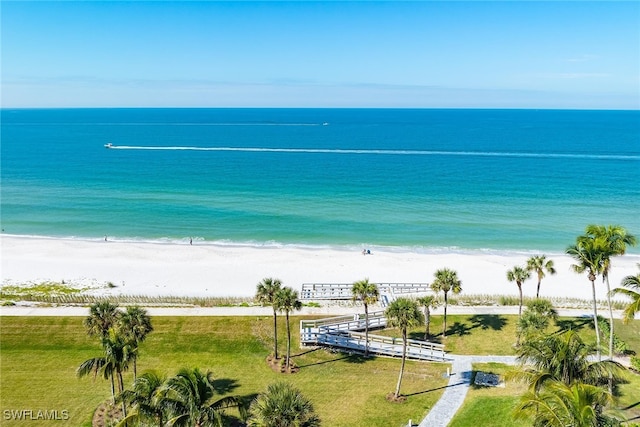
xmin=1 ymin=235 xmax=639 ymax=302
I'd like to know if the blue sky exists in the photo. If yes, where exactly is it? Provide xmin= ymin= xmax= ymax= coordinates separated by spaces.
xmin=2 ymin=1 xmax=639 ymax=109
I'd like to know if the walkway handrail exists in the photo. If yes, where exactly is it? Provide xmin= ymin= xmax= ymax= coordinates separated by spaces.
xmin=300 ymin=311 xmax=386 ymax=330
xmin=300 ymin=311 xmax=447 ymax=362
xmin=300 ymin=283 xmax=433 ymax=300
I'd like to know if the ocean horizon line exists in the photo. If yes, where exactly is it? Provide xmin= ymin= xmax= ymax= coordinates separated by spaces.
xmin=2 ymin=107 xmax=640 ymax=112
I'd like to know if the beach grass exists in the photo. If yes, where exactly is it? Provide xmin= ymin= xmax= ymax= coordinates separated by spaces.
xmin=0 ymin=316 xmax=448 ymax=427
xmin=1 ymin=282 xmax=629 ymax=311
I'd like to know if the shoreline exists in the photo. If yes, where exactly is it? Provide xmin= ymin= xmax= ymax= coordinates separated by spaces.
xmin=2 ymin=235 xmax=639 ymax=302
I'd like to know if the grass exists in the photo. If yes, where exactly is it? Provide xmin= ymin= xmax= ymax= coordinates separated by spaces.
xmin=449 ymin=362 xmax=640 ymax=427
xmin=449 ymin=363 xmax=528 ymax=427
xmin=1 ymin=310 xmax=638 ymax=427
xmin=0 ymin=316 xmax=448 ymax=427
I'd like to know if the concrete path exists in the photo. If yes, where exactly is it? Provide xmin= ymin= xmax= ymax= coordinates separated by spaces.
xmin=0 ymin=304 xmax=624 ymax=319
xmin=417 ymin=355 xmax=517 ymax=427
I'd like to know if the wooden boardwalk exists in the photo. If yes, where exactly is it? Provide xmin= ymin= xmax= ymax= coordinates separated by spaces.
xmin=300 ymin=311 xmax=448 ymax=362
xmin=300 ymin=282 xmax=434 ymax=305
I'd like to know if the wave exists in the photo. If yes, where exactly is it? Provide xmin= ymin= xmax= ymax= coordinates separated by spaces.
xmin=2 ymin=232 xmax=577 ymax=257
xmin=106 ymin=145 xmax=639 ymax=161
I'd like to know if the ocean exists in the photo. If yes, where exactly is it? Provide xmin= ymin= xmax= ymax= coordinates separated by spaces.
xmin=1 ymin=108 xmax=638 ymax=253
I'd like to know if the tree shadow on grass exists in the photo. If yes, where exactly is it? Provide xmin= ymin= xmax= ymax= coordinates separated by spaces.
xmin=404 ymin=384 xmax=451 ymax=397
xmin=405 ymin=370 xmax=471 ymax=397
xmin=447 ymin=321 xmax=472 ymax=337
xmin=292 ymin=347 xmax=321 ymax=357
xmin=221 ymin=393 xmax=260 ymax=426
xmin=468 ymin=314 xmax=508 ymax=331
xmin=622 ymin=401 xmax=640 ymax=411
xmin=555 ymin=317 xmax=592 ymax=333
xmin=212 ymin=378 xmax=241 ymax=395
xmin=296 ymin=351 xmax=368 ymax=368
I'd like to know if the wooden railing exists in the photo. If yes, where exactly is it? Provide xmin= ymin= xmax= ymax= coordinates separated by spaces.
xmin=300 ymin=283 xmax=433 ymax=300
xmin=300 ymin=311 xmax=447 ymax=362
xmin=300 ymin=311 xmax=386 ymax=335
xmin=311 ymin=330 xmax=447 ymax=362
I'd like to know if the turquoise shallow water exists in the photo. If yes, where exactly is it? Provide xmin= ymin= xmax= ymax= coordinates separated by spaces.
xmin=1 ymin=108 xmax=639 ymax=253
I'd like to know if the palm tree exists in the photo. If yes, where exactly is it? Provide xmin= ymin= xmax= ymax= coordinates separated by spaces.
xmin=117 ymin=371 xmax=167 ymax=427
xmin=514 ymin=380 xmax=621 ymax=427
xmin=119 ymin=306 xmax=153 ymax=380
xmin=77 ymin=355 xmax=118 ymax=403
xmin=416 ymin=295 xmax=439 ymax=340
xmin=161 ymin=368 xmax=246 ymax=427
xmin=247 ymin=382 xmax=320 ymax=427
xmin=506 ymin=265 xmax=531 ymax=318
xmin=351 ymin=278 xmax=379 ymax=356
xmin=585 ymin=225 xmax=637 ymax=361
xmin=84 ymin=301 xmax=121 ymax=339
xmin=567 ymin=236 xmax=605 ymax=360
xmin=276 ymin=286 xmax=302 ymax=372
xmin=78 ymin=329 xmax=133 ymax=417
xmin=430 ymin=268 xmax=462 ymax=338
xmin=526 ymin=255 xmax=556 ymax=298
xmin=516 ymin=299 xmax=558 ymax=345
xmin=256 ymin=278 xmax=283 ymax=360
xmin=385 ymin=298 xmax=424 ymax=399
xmin=515 ymin=330 xmax=625 ymax=391
xmin=103 ymin=329 xmax=134 ymax=418
xmin=612 ymin=264 xmax=640 ymax=324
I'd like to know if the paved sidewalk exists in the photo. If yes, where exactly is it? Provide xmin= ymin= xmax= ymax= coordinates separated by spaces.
xmin=418 ymin=355 xmax=517 ymax=427
xmin=0 ymin=304 xmax=623 ymax=318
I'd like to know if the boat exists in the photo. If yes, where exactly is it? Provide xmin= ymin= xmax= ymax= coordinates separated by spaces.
xmin=104 ymin=143 xmax=113 ymax=148
xmin=322 ymin=122 xmax=329 ymax=126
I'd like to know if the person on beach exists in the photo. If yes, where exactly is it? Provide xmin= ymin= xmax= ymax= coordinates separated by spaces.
xmin=189 ymin=237 xmax=192 ymax=245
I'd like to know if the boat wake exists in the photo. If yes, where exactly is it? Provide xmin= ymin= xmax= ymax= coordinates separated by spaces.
xmin=104 ymin=145 xmax=638 ymax=161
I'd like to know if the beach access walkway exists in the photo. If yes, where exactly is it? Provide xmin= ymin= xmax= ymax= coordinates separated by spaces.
xmin=301 ymin=282 xmax=432 ymax=307
xmin=297 ymin=308 xmax=518 ymax=427
xmin=300 ymin=310 xmax=448 ymax=362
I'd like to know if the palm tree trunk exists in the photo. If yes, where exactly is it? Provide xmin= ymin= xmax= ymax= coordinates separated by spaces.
xmin=364 ymin=303 xmax=369 ymax=357
xmin=110 ymin=375 xmax=116 ymax=404
xmin=518 ymin=283 xmax=523 ymax=318
xmin=590 ymin=279 xmax=601 ymax=361
xmin=394 ymin=330 xmax=407 ymax=398
xmin=133 ymin=358 xmax=137 ymax=381
xmin=272 ymin=308 xmax=278 ymax=360
xmin=424 ymin=308 xmax=430 ymax=340
xmin=536 ymin=277 xmax=542 ymax=299
xmin=443 ymin=293 xmax=448 ymax=338
xmin=118 ymin=371 xmax=127 ymax=418
xmin=604 ymin=274 xmax=614 ymax=360
xmin=605 ymin=273 xmax=614 ymax=394
xmin=285 ymin=311 xmax=291 ymax=371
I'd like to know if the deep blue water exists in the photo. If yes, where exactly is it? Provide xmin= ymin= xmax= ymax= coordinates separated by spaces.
xmin=1 ymin=108 xmax=639 ymax=253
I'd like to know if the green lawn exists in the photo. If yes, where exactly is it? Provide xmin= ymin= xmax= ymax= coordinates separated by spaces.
xmin=1 ymin=314 xmax=638 ymax=427
xmin=0 ymin=316 xmax=448 ymax=427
